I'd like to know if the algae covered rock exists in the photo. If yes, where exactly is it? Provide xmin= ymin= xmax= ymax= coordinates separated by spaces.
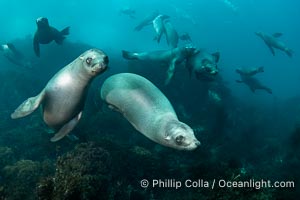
xmin=2 ymin=159 xmax=52 ymax=200
xmin=38 ymin=142 xmax=112 ymax=200
xmin=0 ymin=146 xmax=15 ymax=169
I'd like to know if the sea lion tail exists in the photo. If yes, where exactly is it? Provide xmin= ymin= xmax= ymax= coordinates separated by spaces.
xmin=285 ymin=48 xmax=293 ymax=58
xmin=122 ymin=50 xmax=137 ymax=60
xmin=60 ymin=26 xmax=70 ymax=36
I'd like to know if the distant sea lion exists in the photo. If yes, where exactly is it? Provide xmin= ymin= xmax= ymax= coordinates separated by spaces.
xmin=186 ymin=50 xmax=219 ymax=80
xmin=236 ymin=67 xmax=272 ymax=94
xmin=235 ymin=66 xmax=264 ymax=76
xmin=100 ymin=73 xmax=200 ymax=150
xmin=0 ymin=43 xmax=32 ymax=68
xmin=33 ymin=17 xmax=70 ymax=57
xmin=122 ymin=46 xmax=198 ymax=84
xmin=255 ymin=32 xmax=293 ymax=58
xmin=119 ymin=7 xmax=136 ymax=19
xmin=11 ymin=49 xmax=109 ymax=142
xmin=134 ymin=10 xmax=159 ymax=31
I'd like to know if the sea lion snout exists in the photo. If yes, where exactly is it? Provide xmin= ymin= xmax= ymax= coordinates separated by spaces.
xmin=36 ymin=17 xmax=49 ymax=27
xmin=92 ymin=55 xmax=109 ymax=74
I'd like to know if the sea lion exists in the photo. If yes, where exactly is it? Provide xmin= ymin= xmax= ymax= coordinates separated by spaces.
xmin=255 ymin=32 xmax=293 ymax=58
xmin=119 ymin=6 xmax=136 ymax=19
xmin=0 ymin=43 xmax=32 ymax=68
xmin=152 ymin=14 xmax=169 ymax=43
xmin=163 ymin=19 xmax=179 ymax=48
xmin=186 ymin=50 xmax=219 ymax=80
xmin=11 ymin=49 xmax=109 ymax=142
xmin=100 ymin=73 xmax=200 ymax=150
xmin=134 ymin=10 xmax=159 ymax=31
xmin=122 ymin=46 xmax=198 ymax=84
xmin=33 ymin=17 xmax=70 ymax=57
xmin=235 ymin=66 xmax=264 ymax=76
xmin=236 ymin=67 xmax=272 ymax=94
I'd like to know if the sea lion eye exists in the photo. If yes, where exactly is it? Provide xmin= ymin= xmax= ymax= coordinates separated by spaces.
xmin=86 ymin=57 xmax=93 ymax=65
xmin=175 ymin=135 xmax=185 ymax=145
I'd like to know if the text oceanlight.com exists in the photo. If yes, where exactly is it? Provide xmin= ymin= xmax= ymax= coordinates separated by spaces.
xmin=140 ymin=179 xmax=295 ymax=190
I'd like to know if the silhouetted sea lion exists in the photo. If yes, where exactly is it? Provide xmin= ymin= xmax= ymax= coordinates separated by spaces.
xmin=236 ymin=67 xmax=272 ymax=94
xmin=255 ymin=32 xmax=293 ymax=58
xmin=101 ymin=73 xmax=200 ymax=150
xmin=33 ymin=17 xmax=70 ymax=57
xmin=11 ymin=49 xmax=109 ymax=142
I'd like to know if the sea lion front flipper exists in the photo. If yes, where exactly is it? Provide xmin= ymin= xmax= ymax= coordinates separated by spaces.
xmin=266 ymin=44 xmax=275 ymax=56
xmin=165 ymin=60 xmax=176 ymax=85
xmin=11 ymin=91 xmax=45 ymax=119
xmin=33 ymin=33 xmax=40 ymax=57
xmin=50 ymin=111 xmax=82 ymax=142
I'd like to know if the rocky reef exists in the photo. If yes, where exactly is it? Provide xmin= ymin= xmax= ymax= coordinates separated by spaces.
xmin=37 ymin=142 xmax=112 ymax=200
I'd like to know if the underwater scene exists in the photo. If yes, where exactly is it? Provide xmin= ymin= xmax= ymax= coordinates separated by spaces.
xmin=0 ymin=0 xmax=299 ymax=199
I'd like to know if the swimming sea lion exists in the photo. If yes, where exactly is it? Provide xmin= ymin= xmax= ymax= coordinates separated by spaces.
xmin=186 ymin=50 xmax=219 ymax=80
xmin=235 ymin=66 xmax=264 ymax=76
xmin=119 ymin=6 xmax=136 ymax=19
xmin=100 ymin=73 xmax=200 ymax=150
xmin=236 ymin=67 xmax=272 ymax=94
xmin=255 ymin=32 xmax=293 ymax=58
xmin=0 ymin=43 xmax=32 ymax=68
xmin=163 ymin=19 xmax=179 ymax=48
xmin=11 ymin=49 xmax=109 ymax=142
xmin=134 ymin=10 xmax=159 ymax=31
xmin=33 ymin=17 xmax=70 ymax=57
xmin=122 ymin=46 xmax=198 ymax=84
xmin=152 ymin=14 xmax=169 ymax=43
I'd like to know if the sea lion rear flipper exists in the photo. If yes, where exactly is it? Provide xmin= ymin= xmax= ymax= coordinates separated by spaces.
xmin=212 ymin=52 xmax=220 ymax=63
xmin=11 ymin=91 xmax=45 ymax=119
xmin=265 ymin=88 xmax=273 ymax=94
xmin=258 ymin=66 xmax=264 ymax=73
xmin=60 ymin=26 xmax=70 ymax=36
xmin=273 ymin=33 xmax=282 ymax=38
xmin=266 ymin=44 xmax=275 ymax=56
xmin=165 ymin=61 xmax=176 ymax=85
xmin=50 ymin=111 xmax=82 ymax=142
xmin=285 ymin=48 xmax=293 ymax=58
xmin=54 ymin=26 xmax=70 ymax=45
xmin=33 ymin=34 xmax=40 ymax=57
